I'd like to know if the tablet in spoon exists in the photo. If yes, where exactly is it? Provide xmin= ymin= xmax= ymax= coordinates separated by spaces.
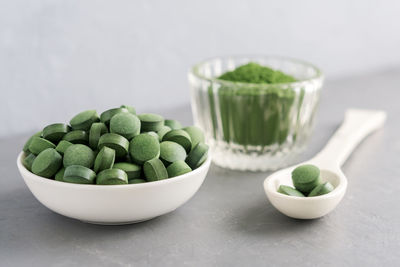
xmin=277 ymin=185 xmax=305 ymax=197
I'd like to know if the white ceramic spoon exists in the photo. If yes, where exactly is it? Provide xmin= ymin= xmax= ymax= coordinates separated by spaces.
xmin=264 ymin=109 xmax=386 ymax=219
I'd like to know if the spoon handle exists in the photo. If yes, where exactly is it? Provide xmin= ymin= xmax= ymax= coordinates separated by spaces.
xmin=312 ymin=109 xmax=386 ymax=168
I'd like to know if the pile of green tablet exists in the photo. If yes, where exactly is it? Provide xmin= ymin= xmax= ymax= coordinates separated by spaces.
xmin=22 ymin=105 xmax=209 ymax=185
xmin=278 ymin=165 xmax=334 ymax=197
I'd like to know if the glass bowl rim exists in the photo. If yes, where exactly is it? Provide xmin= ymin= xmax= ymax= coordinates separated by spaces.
xmin=190 ymin=55 xmax=324 ymax=88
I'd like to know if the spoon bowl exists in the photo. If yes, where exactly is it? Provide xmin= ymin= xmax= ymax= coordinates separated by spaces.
xmin=263 ymin=109 xmax=386 ymax=219
xmin=264 ymin=166 xmax=347 ymax=219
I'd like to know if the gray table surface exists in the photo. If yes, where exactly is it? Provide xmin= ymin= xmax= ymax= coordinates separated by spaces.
xmin=1 ymin=69 xmax=399 ymax=267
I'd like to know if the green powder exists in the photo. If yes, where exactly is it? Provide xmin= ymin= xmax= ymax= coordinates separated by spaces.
xmin=218 ymin=62 xmax=297 ymax=84
xmin=208 ymin=62 xmax=303 ymax=147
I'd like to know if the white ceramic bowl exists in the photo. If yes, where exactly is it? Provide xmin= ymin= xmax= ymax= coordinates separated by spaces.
xmin=17 ymin=152 xmax=211 ymax=225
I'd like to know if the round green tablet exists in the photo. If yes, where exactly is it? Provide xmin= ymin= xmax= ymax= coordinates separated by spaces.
xmin=23 ymin=153 xmax=36 ymax=171
xmin=31 ymin=148 xmax=62 ymax=178
xmin=163 ymin=129 xmax=192 ymax=153
xmin=110 ymin=113 xmax=140 ymax=140
xmin=277 ymin=185 xmax=305 ymax=197
xmin=28 ymin=137 xmax=56 ymax=155
xmin=128 ymin=178 xmax=146 ymax=184
xmin=183 ymin=126 xmax=205 ymax=149
xmin=145 ymin=131 xmax=159 ymax=140
xmin=120 ymin=105 xmax=136 ymax=114
xmin=160 ymin=141 xmax=186 ymax=165
xmin=167 ymin=160 xmax=192 ymax=178
xmin=129 ymin=133 xmax=160 ymax=164
xmin=292 ymin=164 xmax=321 ymax=194
xmin=55 ymin=140 xmax=73 ymax=155
xmin=89 ymin=122 xmax=108 ymax=149
xmin=23 ymin=131 xmax=42 ymax=152
xmin=96 ymin=169 xmax=128 ymax=185
xmin=164 ymin=119 xmax=182 ymax=130
xmin=42 ymin=123 xmax=71 ymax=143
xmin=55 ymin=167 xmax=65 ymax=182
xmin=138 ymin=113 xmax=164 ymax=132
xmin=143 ymin=158 xmax=168 ymax=182
xmin=62 ymin=130 xmax=89 ymax=144
xmin=308 ymin=182 xmax=334 ymax=197
xmin=63 ymin=165 xmax=96 ymax=184
xmin=157 ymin=126 xmax=171 ymax=141
xmin=70 ymin=110 xmax=99 ymax=131
xmin=94 ymin=146 xmax=115 ymax=173
xmin=185 ymin=142 xmax=209 ymax=169
xmin=100 ymin=107 xmax=129 ymax=125
xmin=63 ymin=144 xmax=95 ymax=168
xmin=113 ymin=162 xmax=141 ymax=179
xmin=98 ymin=133 xmax=129 ymax=158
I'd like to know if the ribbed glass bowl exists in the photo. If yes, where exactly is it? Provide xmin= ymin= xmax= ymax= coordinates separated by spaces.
xmin=188 ymin=56 xmax=324 ymax=171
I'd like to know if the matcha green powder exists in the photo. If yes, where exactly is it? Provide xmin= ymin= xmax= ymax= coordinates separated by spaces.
xmin=207 ymin=62 xmax=303 ymax=148
xmin=218 ymin=62 xmax=297 ymax=84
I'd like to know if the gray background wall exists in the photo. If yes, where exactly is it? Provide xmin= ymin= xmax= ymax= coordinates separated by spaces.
xmin=1 ymin=0 xmax=399 ymax=138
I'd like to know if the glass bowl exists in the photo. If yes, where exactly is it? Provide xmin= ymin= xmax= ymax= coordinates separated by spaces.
xmin=188 ymin=56 xmax=324 ymax=171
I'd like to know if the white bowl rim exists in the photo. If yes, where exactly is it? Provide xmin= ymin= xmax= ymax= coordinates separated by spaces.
xmin=17 ymin=151 xmax=212 ymax=190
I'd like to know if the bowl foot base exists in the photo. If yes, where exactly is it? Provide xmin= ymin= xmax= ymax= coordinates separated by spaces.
xmin=211 ymin=141 xmax=307 ymax=171
xmin=81 ymin=217 xmax=157 ymax=225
